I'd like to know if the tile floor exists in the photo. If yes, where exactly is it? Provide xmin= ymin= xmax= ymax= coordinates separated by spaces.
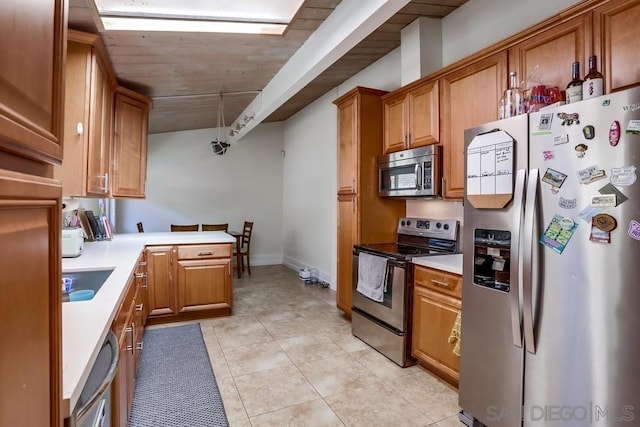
xmin=152 ymin=265 xmax=461 ymax=426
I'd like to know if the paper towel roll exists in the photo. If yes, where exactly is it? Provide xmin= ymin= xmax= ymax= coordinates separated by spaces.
xmin=62 ymin=197 xmax=80 ymax=213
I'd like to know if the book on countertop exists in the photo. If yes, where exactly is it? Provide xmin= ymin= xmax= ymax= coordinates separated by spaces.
xmin=78 ymin=209 xmax=95 ymax=241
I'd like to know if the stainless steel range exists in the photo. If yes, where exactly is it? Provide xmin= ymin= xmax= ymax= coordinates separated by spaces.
xmin=352 ymin=217 xmax=460 ymax=367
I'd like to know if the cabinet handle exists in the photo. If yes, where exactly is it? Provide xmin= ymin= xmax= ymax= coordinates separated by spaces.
xmin=430 ymin=279 xmax=450 ymax=288
xmin=136 ymin=341 xmax=144 ymax=351
xmin=125 ymin=327 xmax=133 ymax=352
xmin=352 ymin=178 xmax=355 ymax=192
xmin=136 ymin=303 xmax=144 ymax=312
xmin=198 ymin=251 xmax=213 ymax=256
xmin=139 ymin=261 xmax=147 ymax=266
xmin=351 ymin=197 xmax=355 ymax=213
xmin=130 ymin=322 xmax=135 ymax=354
xmin=102 ymin=173 xmax=109 ymax=192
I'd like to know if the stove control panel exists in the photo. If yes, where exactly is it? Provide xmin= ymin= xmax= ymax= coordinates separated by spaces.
xmin=397 ymin=217 xmax=458 ymax=240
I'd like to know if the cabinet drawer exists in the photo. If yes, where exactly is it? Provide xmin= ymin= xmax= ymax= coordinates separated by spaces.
xmin=414 ymin=265 xmax=462 ymax=299
xmin=177 ymin=244 xmax=231 ymax=260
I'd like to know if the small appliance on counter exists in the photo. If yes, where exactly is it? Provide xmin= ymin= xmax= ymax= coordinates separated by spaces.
xmin=62 ymin=227 xmax=84 ymax=258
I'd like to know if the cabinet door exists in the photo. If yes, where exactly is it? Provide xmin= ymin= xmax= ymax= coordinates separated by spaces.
xmin=136 ymin=255 xmax=149 ymax=324
xmin=441 ymin=52 xmax=507 ymax=199
xmin=408 ymin=80 xmax=439 ymax=148
xmin=510 ymin=14 xmax=591 ymax=98
xmin=383 ymin=94 xmax=407 ymax=154
xmin=594 ymin=0 xmax=640 ymax=92
xmin=56 ymin=41 xmax=91 ymax=196
xmin=86 ymin=57 xmax=110 ymax=196
xmin=337 ymin=194 xmax=358 ymax=316
xmin=412 ymin=285 xmax=461 ymax=386
xmin=111 ymin=88 xmax=151 ymax=198
xmin=336 ymin=94 xmax=358 ymax=194
xmin=176 ymin=259 xmax=232 ymax=312
xmin=0 ymin=170 xmax=62 ymax=426
xmin=146 ymin=246 xmax=177 ymax=317
xmin=0 ymin=0 xmax=65 ymax=165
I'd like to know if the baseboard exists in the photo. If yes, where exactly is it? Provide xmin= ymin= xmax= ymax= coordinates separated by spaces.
xmin=282 ymin=255 xmax=335 ymax=291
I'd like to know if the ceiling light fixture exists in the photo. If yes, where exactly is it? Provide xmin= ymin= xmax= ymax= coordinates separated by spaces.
xmin=94 ymin=0 xmax=304 ymax=35
xmin=101 ymin=17 xmax=287 ymax=34
xmin=211 ymin=92 xmax=230 ymax=156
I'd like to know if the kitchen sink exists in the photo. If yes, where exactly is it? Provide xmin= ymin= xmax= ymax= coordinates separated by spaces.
xmin=62 ymin=268 xmax=114 ymax=302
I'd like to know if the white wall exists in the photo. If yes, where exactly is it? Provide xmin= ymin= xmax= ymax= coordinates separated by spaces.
xmin=442 ymin=0 xmax=582 ymax=66
xmin=280 ymin=49 xmax=403 ymax=288
xmin=116 ymin=123 xmax=285 ymax=266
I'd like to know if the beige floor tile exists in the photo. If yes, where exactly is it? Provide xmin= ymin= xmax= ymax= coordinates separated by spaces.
xmin=277 ymin=333 xmax=346 ymax=364
xmin=350 ymin=347 xmax=420 ymax=380
xmin=228 ymin=417 xmax=252 ymax=427
xmin=216 ymin=321 xmax=274 ymax=351
xmin=207 ymin=347 xmax=233 ymax=379
xmin=386 ymin=369 xmax=460 ymax=422
xmin=261 ymin=317 xmax=319 ymax=340
xmin=250 ymin=398 xmax=345 ymax=427
xmin=224 ymin=340 xmax=293 ymax=376
xmin=325 ymin=382 xmax=434 ymax=427
xmin=323 ymin=330 xmax=370 ymax=353
xmin=215 ymin=376 xmax=249 ymax=422
xmin=254 ymin=309 xmax=305 ymax=324
xmin=432 ymin=414 xmax=463 ymax=427
xmin=297 ymin=353 xmax=379 ymax=397
xmin=234 ymin=366 xmax=319 ymax=417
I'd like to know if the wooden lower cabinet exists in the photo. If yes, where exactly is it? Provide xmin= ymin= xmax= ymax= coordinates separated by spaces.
xmin=336 ymin=194 xmax=358 ymax=316
xmin=146 ymin=243 xmax=233 ymax=323
xmin=0 ymin=170 xmax=62 ymax=427
xmin=111 ymin=268 xmax=137 ymax=426
xmin=177 ymin=258 xmax=232 ymax=313
xmin=412 ymin=266 xmax=462 ymax=387
xmin=146 ymin=245 xmax=176 ymax=317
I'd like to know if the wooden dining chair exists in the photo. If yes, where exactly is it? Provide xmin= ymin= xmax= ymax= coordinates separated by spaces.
xmin=201 ymin=223 xmax=228 ymax=232
xmin=238 ymin=221 xmax=254 ymax=276
xmin=136 ymin=222 xmax=144 ymax=233
xmin=170 ymin=224 xmax=199 ymax=232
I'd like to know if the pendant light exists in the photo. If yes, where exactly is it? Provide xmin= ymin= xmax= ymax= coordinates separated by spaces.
xmin=211 ymin=92 xmax=230 ymax=155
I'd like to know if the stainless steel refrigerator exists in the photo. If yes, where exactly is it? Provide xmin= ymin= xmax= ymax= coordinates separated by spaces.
xmin=459 ymin=86 xmax=640 ymax=427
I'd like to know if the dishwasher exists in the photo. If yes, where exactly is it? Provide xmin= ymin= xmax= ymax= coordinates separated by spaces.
xmin=69 ymin=331 xmax=119 ymax=427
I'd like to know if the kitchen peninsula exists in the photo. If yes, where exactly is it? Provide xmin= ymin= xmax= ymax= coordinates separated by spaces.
xmin=61 ymin=231 xmax=235 ymax=418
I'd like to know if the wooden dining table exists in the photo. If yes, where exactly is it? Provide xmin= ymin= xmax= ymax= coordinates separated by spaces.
xmin=229 ymin=231 xmax=243 ymax=279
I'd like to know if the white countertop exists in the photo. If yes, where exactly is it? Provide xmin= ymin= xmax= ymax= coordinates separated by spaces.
xmin=412 ymin=253 xmax=463 ymax=275
xmin=61 ymin=231 xmax=235 ymax=417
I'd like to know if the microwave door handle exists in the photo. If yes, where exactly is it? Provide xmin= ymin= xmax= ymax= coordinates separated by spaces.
xmin=415 ymin=163 xmax=422 ymax=190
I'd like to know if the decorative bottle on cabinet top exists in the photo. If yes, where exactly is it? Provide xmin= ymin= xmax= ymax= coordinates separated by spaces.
xmin=502 ymin=71 xmax=524 ymax=118
xmin=566 ymin=61 xmax=583 ymax=104
xmin=582 ymin=55 xmax=604 ymax=100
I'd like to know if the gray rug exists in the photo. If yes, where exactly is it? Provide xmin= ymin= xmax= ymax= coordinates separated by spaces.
xmin=129 ymin=323 xmax=229 ymax=427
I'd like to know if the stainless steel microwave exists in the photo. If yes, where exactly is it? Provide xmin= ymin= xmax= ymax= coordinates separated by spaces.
xmin=378 ymin=145 xmax=441 ymax=198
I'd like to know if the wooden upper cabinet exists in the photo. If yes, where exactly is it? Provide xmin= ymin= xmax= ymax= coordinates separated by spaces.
xmin=509 ymin=14 xmax=591 ymax=98
xmin=111 ymin=87 xmax=152 ymax=198
xmin=383 ymin=80 xmax=439 ymax=154
xmin=0 ymin=0 xmax=66 ymax=167
xmin=594 ymin=0 xmax=640 ymax=92
xmin=335 ymin=92 xmax=359 ymax=194
xmin=55 ymin=31 xmax=117 ymax=197
xmin=440 ymin=51 xmax=507 ymax=200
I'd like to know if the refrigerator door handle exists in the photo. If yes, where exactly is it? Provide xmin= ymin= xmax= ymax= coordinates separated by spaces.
xmin=510 ymin=168 xmax=526 ymax=348
xmin=523 ymin=168 xmax=539 ymax=354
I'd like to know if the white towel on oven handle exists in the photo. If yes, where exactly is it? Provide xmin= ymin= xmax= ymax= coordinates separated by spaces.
xmin=356 ymin=252 xmax=388 ymax=302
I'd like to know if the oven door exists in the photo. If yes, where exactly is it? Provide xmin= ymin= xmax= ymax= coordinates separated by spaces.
xmin=352 ymin=251 xmax=406 ymax=332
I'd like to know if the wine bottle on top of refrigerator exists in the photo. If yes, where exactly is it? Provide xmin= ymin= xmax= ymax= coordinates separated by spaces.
xmin=582 ymin=55 xmax=604 ymax=99
xmin=502 ymin=71 xmax=524 ymax=118
xmin=565 ymin=61 xmax=583 ymax=104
